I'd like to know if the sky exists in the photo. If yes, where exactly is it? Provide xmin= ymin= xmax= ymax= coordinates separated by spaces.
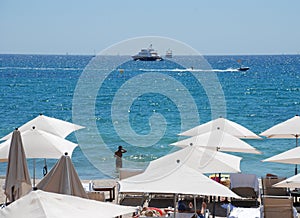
xmin=1 ymin=0 xmax=299 ymax=55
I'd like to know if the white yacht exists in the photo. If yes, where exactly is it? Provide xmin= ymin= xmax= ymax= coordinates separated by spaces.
xmin=165 ymin=49 xmax=173 ymax=58
xmin=132 ymin=45 xmax=163 ymax=61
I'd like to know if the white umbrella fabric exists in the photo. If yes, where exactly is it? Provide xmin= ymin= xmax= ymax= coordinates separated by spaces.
xmin=4 ymin=129 xmax=32 ymax=202
xmin=147 ymin=145 xmax=241 ymax=174
xmin=118 ymin=162 xmax=240 ymax=198
xmin=261 ymin=115 xmax=300 ymax=174
xmin=179 ymin=117 xmax=261 ymax=139
xmin=0 ymin=127 xmax=78 ymax=161
xmin=262 ymin=146 xmax=300 ymax=165
xmin=37 ymin=154 xmax=88 ymax=199
xmin=260 ymin=115 xmax=300 ymax=139
xmin=273 ymin=173 xmax=300 ymax=189
xmin=0 ymin=190 xmax=136 ymax=218
xmin=171 ymin=130 xmax=261 ymax=154
xmin=0 ymin=114 xmax=84 ymax=141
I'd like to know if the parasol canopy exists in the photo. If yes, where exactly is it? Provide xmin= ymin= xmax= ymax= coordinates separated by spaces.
xmin=4 ymin=129 xmax=32 ymax=202
xmin=179 ymin=117 xmax=261 ymax=139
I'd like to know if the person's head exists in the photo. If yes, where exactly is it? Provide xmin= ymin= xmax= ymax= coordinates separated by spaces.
xmin=118 ymin=146 xmax=122 ymax=150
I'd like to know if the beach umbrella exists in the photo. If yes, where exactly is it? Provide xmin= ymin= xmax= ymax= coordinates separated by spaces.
xmin=273 ymin=173 xmax=300 ymax=189
xmin=171 ymin=129 xmax=261 ymax=154
xmin=260 ymin=115 xmax=300 ymax=174
xmin=147 ymin=145 xmax=241 ymax=174
xmin=0 ymin=127 xmax=78 ymax=161
xmin=260 ymin=115 xmax=300 ymax=139
xmin=262 ymin=146 xmax=300 ymax=165
xmin=118 ymin=163 xmax=240 ymax=198
xmin=0 ymin=114 xmax=85 ymax=141
xmin=179 ymin=117 xmax=261 ymax=139
xmin=4 ymin=129 xmax=32 ymax=202
xmin=37 ymin=153 xmax=88 ymax=199
xmin=0 ymin=127 xmax=78 ymax=186
xmin=0 ymin=190 xmax=136 ymax=218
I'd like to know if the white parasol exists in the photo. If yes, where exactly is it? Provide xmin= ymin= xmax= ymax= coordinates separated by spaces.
xmin=261 ymin=115 xmax=300 ymax=174
xmin=171 ymin=129 xmax=261 ymax=154
xmin=0 ymin=114 xmax=84 ymax=141
xmin=0 ymin=190 xmax=136 ymax=218
xmin=179 ymin=117 xmax=261 ymax=139
xmin=4 ymin=129 xmax=32 ymax=202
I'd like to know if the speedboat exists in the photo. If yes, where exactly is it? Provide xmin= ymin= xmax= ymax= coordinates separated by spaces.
xmin=132 ymin=45 xmax=163 ymax=61
xmin=237 ymin=67 xmax=250 ymax=71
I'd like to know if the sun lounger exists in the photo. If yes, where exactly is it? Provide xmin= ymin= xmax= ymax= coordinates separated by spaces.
xmin=230 ymin=173 xmax=260 ymax=208
xmin=262 ymin=196 xmax=294 ymax=218
xmin=86 ymin=191 xmax=105 ymax=201
xmin=119 ymin=194 xmax=146 ymax=206
xmin=148 ymin=197 xmax=175 ymax=208
xmin=262 ymin=177 xmax=288 ymax=196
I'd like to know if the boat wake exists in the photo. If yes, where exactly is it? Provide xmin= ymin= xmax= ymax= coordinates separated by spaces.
xmin=139 ymin=68 xmax=240 ymax=73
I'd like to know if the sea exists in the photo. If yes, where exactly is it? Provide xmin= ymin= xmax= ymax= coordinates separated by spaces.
xmin=0 ymin=54 xmax=300 ymax=180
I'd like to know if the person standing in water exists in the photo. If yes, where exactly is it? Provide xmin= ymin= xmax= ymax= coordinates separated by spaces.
xmin=114 ymin=146 xmax=127 ymax=169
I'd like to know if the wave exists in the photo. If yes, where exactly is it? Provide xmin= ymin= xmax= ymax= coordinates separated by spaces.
xmin=139 ymin=68 xmax=240 ymax=73
xmin=0 ymin=66 xmax=84 ymax=71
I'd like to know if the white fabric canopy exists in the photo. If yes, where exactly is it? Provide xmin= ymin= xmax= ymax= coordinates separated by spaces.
xmin=172 ymin=130 xmax=260 ymax=154
xmin=0 ymin=114 xmax=84 ymax=141
xmin=147 ymin=146 xmax=241 ymax=174
xmin=0 ymin=128 xmax=78 ymax=161
xmin=37 ymin=154 xmax=88 ymax=198
xmin=0 ymin=190 xmax=136 ymax=218
xmin=4 ymin=129 xmax=32 ymax=202
xmin=273 ymin=173 xmax=300 ymax=188
xmin=179 ymin=117 xmax=261 ymax=139
xmin=260 ymin=115 xmax=300 ymax=139
xmin=263 ymin=146 xmax=300 ymax=165
xmin=261 ymin=115 xmax=300 ymax=174
xmin=118 ymin=157 xmax=240 ymax=198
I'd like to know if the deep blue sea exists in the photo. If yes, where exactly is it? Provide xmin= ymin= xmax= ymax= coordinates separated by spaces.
xmin=0 ymin=54 xmax=300 ymax=180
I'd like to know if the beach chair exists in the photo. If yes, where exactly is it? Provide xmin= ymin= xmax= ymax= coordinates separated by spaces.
xmin=86 ymin=191 xmax=105 ymax=201
xmin=230 ymin=173 xmax=260 ymax=207
xmin=261 ymin=176 xmax=288 ymax=196
xmin=148 ymin=194 xmax=175 ymax=208
xmin=263 ymin=196 xmax=293 ymax=218
xmin=119 ymin=194 xmax=146 ymax=207
xmin=231 ymin=187 xmax=259 ymax=207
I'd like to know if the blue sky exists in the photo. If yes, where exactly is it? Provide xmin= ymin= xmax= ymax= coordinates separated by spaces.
xmin=1 ymin=0 xmax=299 ymax=55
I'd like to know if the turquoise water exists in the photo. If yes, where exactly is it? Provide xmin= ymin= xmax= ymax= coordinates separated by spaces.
xmin=0 ymin=54 xmax=300 ymax=179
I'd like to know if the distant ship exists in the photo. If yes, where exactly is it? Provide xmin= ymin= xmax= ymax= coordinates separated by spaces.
xmin=165 ymin=49 xmax=173 ymax=58
xmin=132 ymin=44 xmax=163 ymax=61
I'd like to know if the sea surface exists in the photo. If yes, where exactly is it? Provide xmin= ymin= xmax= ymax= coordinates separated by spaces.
xmin=0 ymin=54 xmax=300 ymax=180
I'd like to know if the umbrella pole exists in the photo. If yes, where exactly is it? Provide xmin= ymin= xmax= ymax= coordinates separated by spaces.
xmin=33 ymin=159 xmax=36 ymax=188
xmin=173 ymin=194 xmax=177 ymax=218
xmin=296 ymin=136 xmax=299 ymax=175
xmin=193 ymin=195 xmax=197 ymax=215
xmin=212 ymin=196 xmax=216 ymax=218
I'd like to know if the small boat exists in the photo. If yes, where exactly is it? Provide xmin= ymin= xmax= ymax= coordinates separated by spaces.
xmin=132 ymin=45 xmax=163 ymax=61
xmin=165 ymin=49 xmax=173 ymax=58
xmin=236 ymin=59 xmax=249 ymax=71
xmin=237 ymin=67 xmax=250 ymax=71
